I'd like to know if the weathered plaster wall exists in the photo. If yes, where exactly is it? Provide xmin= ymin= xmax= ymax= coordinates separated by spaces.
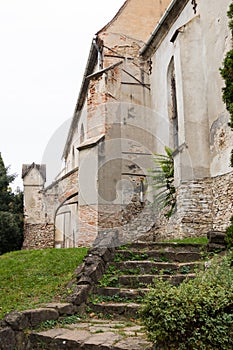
xmin=57 ymin=0 xmax=173 ymax=246
xmin=149 ymin=0 xmax=232 ymax=182
xmin=22 ymin=164 xmax=53 ymax=250
xmin=144 ymin=0 xmax=232 ymax=240
xmin=199 ymin=0 xmax=233 ymax=177
xmin=74 ymin=52 xmax=155 ymax=242
xmin=23 ymin=0 xmax=233 ymax=249
xmin=98 ymin=0 xmax=171 ymax=44
xmin=23 ymin=167 xmax=46 ymax=224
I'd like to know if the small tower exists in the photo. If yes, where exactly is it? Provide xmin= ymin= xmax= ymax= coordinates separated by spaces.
xmin=22 ymin=163 xmax=54 ymax=249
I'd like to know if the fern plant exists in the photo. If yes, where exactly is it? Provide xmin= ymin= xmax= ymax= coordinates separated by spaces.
xmin=149 ymin=146 xmax=176 ymax=218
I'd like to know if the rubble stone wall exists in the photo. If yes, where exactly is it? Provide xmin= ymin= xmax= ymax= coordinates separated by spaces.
xmin=22 ymin=224 xmax=54 ymax=250
xmin=149 ymin=172 xmax=233 ymax=241
xmin=212 ymin=171 xmax=233 ymax=231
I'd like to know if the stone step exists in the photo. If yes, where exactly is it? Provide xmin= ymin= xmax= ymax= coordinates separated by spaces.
xmin=89 ymin=302 xmax=141 ymax=318
xmin=29 ymin=319 xmax=153 ymax=349
xmin=118 ymin=273 xmax=196 ymax=288
xmin=114 ymin=250 xmax=202 ymax=262
xmin=110 ymin=261 xmax=203 ymax=274
xmin=122 ymin=241 xmax=206 ymax=253
xmin=94 ymin=287 xmax=149 ymax=301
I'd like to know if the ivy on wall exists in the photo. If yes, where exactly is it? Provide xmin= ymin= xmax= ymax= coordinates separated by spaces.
xmin=220 ymin=1 xmax=233 ymax=166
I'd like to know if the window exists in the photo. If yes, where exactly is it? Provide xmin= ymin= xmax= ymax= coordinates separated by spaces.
xmin=167 ymin=57 xmax=179 ymax=149
xmin=80 ymin=124 xmax=84 ymax=144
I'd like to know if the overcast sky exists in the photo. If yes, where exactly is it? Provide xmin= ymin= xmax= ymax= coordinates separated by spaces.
xmin=0 ymin=0 xmax=125 ymax=189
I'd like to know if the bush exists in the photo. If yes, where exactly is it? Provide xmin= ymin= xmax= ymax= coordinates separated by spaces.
xmin=220 ymin=1 xmax=233 ymax=166
xmin=140 ymin=253 xmax=233 ymax=350
xmin=0 ymin=153 xmax=24 ymax=254
xmin=225 ymin=216 xmax=233 ymax=249
xmin=0 ymin=211 xmax=23 ymax=255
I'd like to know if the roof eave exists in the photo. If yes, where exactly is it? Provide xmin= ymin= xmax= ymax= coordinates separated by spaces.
xmin=62 ymin=40 xmax=98 ymax=159
xmin=96 ymin=0 xmax=129 ymax=35
xmin=140 ymin=0 xmax=190 ymax=59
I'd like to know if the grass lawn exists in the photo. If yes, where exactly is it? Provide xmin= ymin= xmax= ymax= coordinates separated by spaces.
xmin=0 ymin=248 xmax=88 ymax=319
xmin=164 ymin=236 xmax=208 ymax=244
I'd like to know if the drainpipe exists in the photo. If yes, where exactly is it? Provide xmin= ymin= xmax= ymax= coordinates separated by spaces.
xmin=93 ymin=36 xmax=103 ymax=70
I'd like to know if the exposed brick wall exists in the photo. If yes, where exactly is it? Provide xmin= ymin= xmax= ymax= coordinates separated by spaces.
xmin=77 ymin=205 xmax=98 ymax=246
xmin=45 ymin=168 xmax=79 ymax=210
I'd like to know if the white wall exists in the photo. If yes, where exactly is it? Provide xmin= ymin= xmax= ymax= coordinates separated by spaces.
xmin=149 ymin=0 xmax=232 ymax=184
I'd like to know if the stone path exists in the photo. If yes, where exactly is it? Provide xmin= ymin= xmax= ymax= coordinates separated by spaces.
xmin=29 ymin=319 xmax=153 ymax=349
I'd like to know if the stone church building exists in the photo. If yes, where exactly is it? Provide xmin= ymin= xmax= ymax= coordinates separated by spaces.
xmin=22 ymin=0 xmax=233 ymax=249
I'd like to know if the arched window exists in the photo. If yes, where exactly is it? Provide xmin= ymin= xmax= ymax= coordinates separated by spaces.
xmin=80 ymin=124 xmax=85 ymax=144
xmin=167 ymin=57 xmax=179 ymax=149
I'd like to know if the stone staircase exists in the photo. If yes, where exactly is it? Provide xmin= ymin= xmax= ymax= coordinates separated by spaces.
xmin=88 ymin=242 xmax=205 ymax=319
xmin=27 ymin=241 xmax=207 ymax=349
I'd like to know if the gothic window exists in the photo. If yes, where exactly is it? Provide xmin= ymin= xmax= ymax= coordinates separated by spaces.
xmin=72 ymin=146 xmax=75 ymax=168
xmin=80 ymin=124 xmax=84 ymax=144
xmin=167 ymin=57 xmax=179 ymax=149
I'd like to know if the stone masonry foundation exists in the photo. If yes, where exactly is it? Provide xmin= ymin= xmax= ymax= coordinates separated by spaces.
xmin=22 ymin=224 xmax=54 ymax=250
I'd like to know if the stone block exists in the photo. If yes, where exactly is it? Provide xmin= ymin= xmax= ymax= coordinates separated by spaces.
xmin=83 ymin=254 xmax=100 ymax=266
xmin=0 ymin=327 xmax=16 ymax=350
xmin=77 ymin=275 xmax=93 ymax=285
xmin=5 ymin=311 xmax=29 ymax=331
xmin=44 ymin=303 xmax=75 ymax=315
xmin=29 ymin=332 xmax=53 ymax=349
xmin=207 ymin=231 xmax=226 ymax=245
xmin=112 ymin=337 xmax=153 ymax=350
xmin=83 ymin=332 xmax=120 ymax=349
xmin=93 ymin=229 xmax=119 ymax=248
xmin=23 ymin=308 xmax=59 ymax=327
xmin=73 ymin=263 xmax=85 ymax=277
xmin=83 ymin=259 xmax=105 ymax=283
xmin=0 ymin=319 xmax=7 ymax=328
xmin=207 ymin=231 xmax=226 ymax=252
xmin=207 ymin=243 xmax=226 ymax=252
xmin=15 ymin=331 xmax=30 ymax=350
xmin=67 ymin=285 xmax=91 ymax=305
xmin=88 ymin=247 xmax=115 ymax=263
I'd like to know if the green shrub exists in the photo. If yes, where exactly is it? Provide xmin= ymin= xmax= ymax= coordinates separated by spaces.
xmin=225 ymin=215 xmax=233 ymax=249
xmin=140 ymin=253 xmax=233 ymax=350
xmin=220 ymin=1 xmax=233 ymax=166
